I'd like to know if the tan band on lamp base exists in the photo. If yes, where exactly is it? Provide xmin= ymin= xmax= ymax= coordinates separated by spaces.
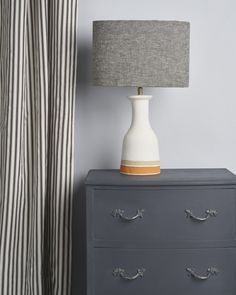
xmin=120 ymin=160 xmax=161 ymax=176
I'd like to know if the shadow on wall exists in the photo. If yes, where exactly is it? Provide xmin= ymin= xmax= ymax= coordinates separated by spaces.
xmin=77 ymin=44 xmax=92 ymax=88
xmin=76 ymin=44 xmax=92 ymax=101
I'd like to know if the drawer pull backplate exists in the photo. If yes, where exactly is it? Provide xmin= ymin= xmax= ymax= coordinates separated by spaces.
xmin=113 ymin=268 xmax=146 ymax=281
xmin=186 ymin=267 xmax=219 ymax=280
xmin=111 ymin=209 xmax=144 ymax=221
xmin=185 ymin=209 xmax=217 ymax=221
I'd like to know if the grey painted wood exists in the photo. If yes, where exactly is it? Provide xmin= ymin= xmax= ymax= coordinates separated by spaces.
xmin=85 ymin=169 xmax=236 ymax=186
xmin=92 ymin=248 xmax=236 ymax=295
xmin=90 ymin=187 xmax=236 ymax=244
xmin=91 ymin=238 xmax=236 ymax=249
xmin=73 ymin=169 xmax=236 ymax=295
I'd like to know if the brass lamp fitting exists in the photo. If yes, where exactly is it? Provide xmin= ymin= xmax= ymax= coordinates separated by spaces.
xmin=137 ymin=87 xmax=143 ymax=95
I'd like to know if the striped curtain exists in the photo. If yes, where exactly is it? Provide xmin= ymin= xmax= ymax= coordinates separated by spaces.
xmin=0 ymin=0 xmax=78 ymax=294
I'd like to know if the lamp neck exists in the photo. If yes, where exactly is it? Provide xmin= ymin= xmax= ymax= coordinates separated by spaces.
xmin=129 ymin=95 xmax=152 ymax=129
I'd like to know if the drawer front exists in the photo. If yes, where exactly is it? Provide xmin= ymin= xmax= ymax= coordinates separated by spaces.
xmin=91 ymin=248 xmax=236 ymax=295
xmin=91 ymin=188 xmax=236 ymax=243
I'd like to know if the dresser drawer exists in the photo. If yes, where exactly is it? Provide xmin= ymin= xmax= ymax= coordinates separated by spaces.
xmin=91 ymin=188 xmax=236 ymax=243
xmin=91 ymin=248 xmax=236 ymax=295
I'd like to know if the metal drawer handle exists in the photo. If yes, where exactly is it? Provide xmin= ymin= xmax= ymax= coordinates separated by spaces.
xmin=111 ymin=209 xmax=144 ymax=221
xmin=185 ymin=209 xmax=217 ymax=221
xmin=113 ymin=268 xmax=145 ymax=281
xmin=186 ymin=267 xmax=219 ymax=280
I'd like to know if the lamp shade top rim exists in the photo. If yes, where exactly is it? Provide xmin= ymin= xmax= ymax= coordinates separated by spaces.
xmin=93 ymin=20 xmax=190 ymax=24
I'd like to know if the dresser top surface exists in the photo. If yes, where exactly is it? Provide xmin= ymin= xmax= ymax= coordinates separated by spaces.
xmin=85 ymin=169 xmax=236 ymax=186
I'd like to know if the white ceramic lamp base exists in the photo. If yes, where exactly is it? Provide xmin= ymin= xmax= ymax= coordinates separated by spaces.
xmin=120 ymin=95 xmax=160 ymax=175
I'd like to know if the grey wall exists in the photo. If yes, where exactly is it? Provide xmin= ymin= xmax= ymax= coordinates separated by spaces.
xmin=75 ymin=0 xmax=236 ymax=183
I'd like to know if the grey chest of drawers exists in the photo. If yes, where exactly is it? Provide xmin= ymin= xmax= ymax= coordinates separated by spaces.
xmin=84 ymin=169 xmax=236 ymax=295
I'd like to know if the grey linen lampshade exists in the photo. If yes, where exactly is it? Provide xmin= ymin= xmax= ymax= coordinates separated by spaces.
xmin=93 ymin=20 xmax=190 ymax=87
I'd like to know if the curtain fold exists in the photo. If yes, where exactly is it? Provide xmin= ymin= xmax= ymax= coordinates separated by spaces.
xmin=0 ymin=0 xmax=78 ymax=294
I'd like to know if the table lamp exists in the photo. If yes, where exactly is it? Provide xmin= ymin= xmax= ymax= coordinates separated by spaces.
xmin=92 ymin=20 xmax=190 ymax=175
